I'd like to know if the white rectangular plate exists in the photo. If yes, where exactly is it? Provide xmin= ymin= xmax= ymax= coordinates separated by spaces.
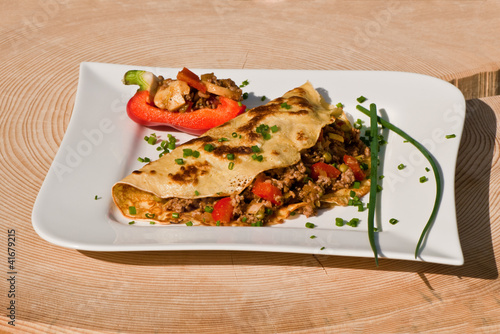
xmin=32 ymin=62 xmax=465 ymax=265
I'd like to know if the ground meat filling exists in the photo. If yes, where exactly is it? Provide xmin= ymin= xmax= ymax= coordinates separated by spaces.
xmin=161 ymin=118 xmax=368 ymax=225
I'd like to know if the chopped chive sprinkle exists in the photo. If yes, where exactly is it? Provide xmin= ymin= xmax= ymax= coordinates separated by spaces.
xmin=128 ymin=206 xmax=137 ymax=215
xmin=305 ymin=222 xmax=315 ymax=229
xmin=420 ymin=176 xmax=428 ymax=183
xmin=186 ymin=221 xmax=193 ymax=226
xmin=194 ymin=190 xmax=200 ymax=196
xmin=232 ymin=132 xmax=238 ymax=138
xmin=425 ymin=167 xmax=430 ymax=172
xmin=353 ymin=181 xmax=361 ymax=189
xmin=320 ymin=247 xmax=325 ymax=250
xmin=398 ymin=163 xmax=406 ymax=170
xmin=271 ymin=125 xmax=279 ymax=133
xmin=227 ymin=153 xmax=235 ymax=160
xmin=172 ymin=213 xmax=180 ymax=218
xmin=261 ymin=96 xmax=266 ymax=101
xmin=310 ymin=235 xmax=317 ymax=239
xmin=252 ymin=154 xmax=263 ymax=162
xmin=228 ymin=162 xmax=235 ymax=170
xmin=357 ymin=96 xmax=367 ymax=103
xmin=94 ymin=195 xmax=101 ymax=200
xmin=183 ymin=149 xmax=193 ymax=157
xmin=335 ymin=217 xmax=344 ymax=226
xmin=128 ymin=221 xmax=135 ymax=225
xmin=445 ymin=134 xmax=456 ymax=139
xmin=204 ymin=144 xmax=215 ymax=152
xmin=144 ymin=133 xmax=157 ymax=145
xmin=389 ymin=218 xmax=399 ymax=225
xmin=218 ymin=137 xmax=229 ymax=142
xmin=192 ymin=150 xmax=200 ymax=158
xmin=204 ymin=206 xmax=214 ymax=213
xmin=216 ymin=221 xmax=221 ymax=226
xmin=280 ymin=102 xmax=292 ymax=110
xmin=241 ymin=217 xmax=248 ymax=223
xmin=239 ymin=79 xmax=249 ymax=87
xmin=137 ymin=157 xmax=151 ymax=163
xmin=348 ymin=218 xmax=360 ymax=227
xmin=149 ymin=221 xmax=155 ymax=225
xmin=145 ymin=213 xmax=155 ymax=219
xmin=242 ymin=92 xmax=249 ymax=100
xmin=336 ymin=102 xmax=344 ymax=108
xmin=251 ymin=145 xmax=260 ymax=153
xmin=175 ymin=158 xmax=184 ymax=165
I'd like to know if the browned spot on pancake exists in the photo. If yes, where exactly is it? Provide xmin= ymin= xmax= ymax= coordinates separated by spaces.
xmin=168 ymin=161 xmax=211 ymax=185
xmin=183 ymin=135 xmax=214 ymax=147
xmin=271 ymin=150 xmax=280 ymax=155
xmin=132 ymin=170 xmax=142 ymax=174
xmin=213 ymin=145 xmax=254 ymax=156
xmin=296 ymin=130 xmax=308 ymax=141
xmin=150 ymin=170 xmax=156 ymax=174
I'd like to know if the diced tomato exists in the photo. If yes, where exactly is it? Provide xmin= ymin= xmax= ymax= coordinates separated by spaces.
xmin=310 ymin=162 xmax=341 ymax=181
xmin=343 ymin=155 xmax=366 ymax=181
xmin=177 ymin=67 xmax=207 ymax=93
xmin=251 ymin=176 xmax=282 ymax=206
xmin=212 ymin=197 xmax=234 ymax=223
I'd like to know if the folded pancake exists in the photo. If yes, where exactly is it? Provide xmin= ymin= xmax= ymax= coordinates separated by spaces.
xmin=112 ymin=82 xmax=370 ymax=225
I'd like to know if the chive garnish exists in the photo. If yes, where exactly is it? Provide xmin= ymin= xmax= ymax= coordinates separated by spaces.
xmin=261 ymin=96 xmax=266 ymax=101
xmin=228 ymin=162 xmax=235 ymax=170
xmin=175 ymin=158 xmax=184 ymax=165
xmin=145 ymin=213 xmax=155 ymax=219
xmin=232 ymin=132 xmax=238 ymax=138
xmin=204 ymin=144 xmax=215 ymax=152
xmin=367 ymin=103 xmax=380 ymax=265
xmin=357 ymin=104 xmax=443 ymax=259
xmin=94 ymin=195 xmax=101 ymax=200
xmin=357 ymin=96 xmax=367 ymax=103
xmin=186 ymin=221 xmax=193 ymax=226
xmin=172 ymin=213 xmax=179 ymax=218
xmin=204 ymin=206 xmax=214 ymax=213
xmin=398 ymin=163 xmax=406 ymax=170
xmin=445 ymin=134 xmax=456 ymax=139
xmin=242 ymin=92 xmax=249 ymax=100
xmin=218 ymin=137 xmax=229 ymax=142
xmin=240 ymin=79 xmax=249 ymax=88
xmin=150 ymin=221 xmax=155 ymax=225
xmin=389 ymin=218 xmax=399 ymax=225
xmin=280 ymin=102 xmax=292 ymax=110
xmin=310 ymin=235 xmax=317 ymax=239
xmin=251 ymin=145 xmax=260 ymax=153
xmin=419 ymin=176 xmax=428 ymax=183
xmin=227 ymin=153 xmax=235 ymax=160
xmin=129 ymin=206 xmax=137 ymax=215
xmin=271 ymin=125 xmax=279 ymax=133
xmin=194 ymin=190 xmax=200 ymax=196
xmin=128 ymin=221 xmax=135 ymax=225
xmin=335 ymin=218 xmax=344 ymax=226
xmin=305 ymin=222 xmax=315 ymax=229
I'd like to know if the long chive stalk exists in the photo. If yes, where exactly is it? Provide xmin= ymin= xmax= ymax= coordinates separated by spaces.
xmin=356 ymin=105 xmax=442 ymax=259
xmin=368 ymin=103 xmax=379 ymax=265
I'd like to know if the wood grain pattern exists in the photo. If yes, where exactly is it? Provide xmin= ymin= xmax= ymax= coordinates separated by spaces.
xmin=1 ymin=1 xmax=500 ymax=333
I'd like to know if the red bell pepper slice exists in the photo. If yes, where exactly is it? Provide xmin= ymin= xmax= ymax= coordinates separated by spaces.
xmin=310 ymin=162 xmax=341 ymax=181
xmin=126 ymin=90 xmax=246 ymax=136
xmin=212 ymin=197 xmax=234 ymax=223
xmin=343 ymin=155 xmax=366 ymax=181
xmin=251 ymin=176 xmax=282 ymax=206
xmin=176 ymin=67 xmax=207 ymax=93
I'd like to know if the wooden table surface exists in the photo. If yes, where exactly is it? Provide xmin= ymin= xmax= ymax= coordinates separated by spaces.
xmin=2 ymin=1 xmax=500 ymax=333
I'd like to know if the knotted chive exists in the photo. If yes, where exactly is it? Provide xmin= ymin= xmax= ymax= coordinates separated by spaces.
xmin=367 ymin=103 xmax=379 ymax=265
xmin=356 ymin=104 xmax=442 ymax=259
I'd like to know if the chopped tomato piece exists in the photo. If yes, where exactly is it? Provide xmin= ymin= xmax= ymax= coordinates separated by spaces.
xmin=310 ymin=162 xmax=341 ymax=181
xmin=211 ymin=197 xmax=234 ymax=223
xmin=343 ymin=155 xmax=366 ymax=181
xmin=252 ymin=176 xmax=282 ymax=206
xmin=177 ymin=67 xmax=207 ymax=93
